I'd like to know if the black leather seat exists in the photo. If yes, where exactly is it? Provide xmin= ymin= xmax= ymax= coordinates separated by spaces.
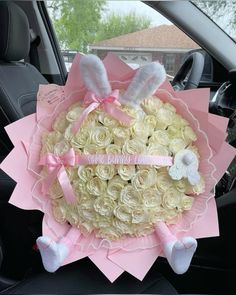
xmin=0 ymin=0 xmax=46 ymax=283
xmin=1 ymin=258 xmax=178 ymax=294
xmin=0 ymin=1 xmax=48 ymax=122
xmin=0 ymin=1 xmax=48 ymax=157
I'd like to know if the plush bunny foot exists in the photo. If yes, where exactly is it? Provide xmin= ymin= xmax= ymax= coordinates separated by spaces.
xmin=163 ymin=237 xmax=197 ymax=274
xmin=36 ymin=236 xmax=69 ymax=273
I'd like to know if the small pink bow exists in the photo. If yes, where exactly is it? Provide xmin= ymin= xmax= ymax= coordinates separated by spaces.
xmin=72 ymin=89 xmax=133 ymax=134
xmin=39 ymin=148 xmax=77 ymax=204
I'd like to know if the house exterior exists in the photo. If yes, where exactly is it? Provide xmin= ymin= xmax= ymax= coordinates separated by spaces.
xmin=89 ymin=25 xmax=200 ymax=76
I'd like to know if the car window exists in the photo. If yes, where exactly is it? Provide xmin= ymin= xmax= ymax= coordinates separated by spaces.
xmin=193 ymin=0 xmax=236 ymax=41
xmin=46 ymin=0 xmax=201 ymax=79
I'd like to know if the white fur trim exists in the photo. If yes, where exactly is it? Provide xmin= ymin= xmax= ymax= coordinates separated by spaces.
xmin=120 ymin=62 xmax=166 ymax=107
xmin=80 ymin=54 xmax=111 ymax=98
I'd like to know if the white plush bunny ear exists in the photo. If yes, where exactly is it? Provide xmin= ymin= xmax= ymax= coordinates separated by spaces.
xmin=119 ymin=62 xmax=166 ymax=107
xmin=80 ymin=54 xmax=111 ymax=97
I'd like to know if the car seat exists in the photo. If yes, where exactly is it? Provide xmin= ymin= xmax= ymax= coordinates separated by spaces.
xmin=0 ymin=0 xmax=46 ymax=284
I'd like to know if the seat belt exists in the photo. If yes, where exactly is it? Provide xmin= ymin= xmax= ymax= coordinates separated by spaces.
xmin=29 ymin=29 xmax=41 ymax=71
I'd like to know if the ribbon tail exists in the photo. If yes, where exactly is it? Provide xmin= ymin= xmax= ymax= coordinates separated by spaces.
xmin=72 ymin=102 xmax=99 ymax=134
xmin=57 ymin=165 xmax=77 ymax=204
xmin=105 ymin=104 xmax=133 ymax=125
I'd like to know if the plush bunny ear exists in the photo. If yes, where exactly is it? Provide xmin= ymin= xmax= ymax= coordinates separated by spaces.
xmin=119 ymin=62 xmax=166 ymax=107
xmin=80 ymin=54 xmax=111 ymax=97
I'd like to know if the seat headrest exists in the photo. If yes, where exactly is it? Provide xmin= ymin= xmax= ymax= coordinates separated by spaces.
xmin=0 ymin=2 xmax=30 ymax=61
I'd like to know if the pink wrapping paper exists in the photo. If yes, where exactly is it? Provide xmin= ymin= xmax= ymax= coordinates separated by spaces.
xmin=1 ymin=52 xmax=236 ymax=282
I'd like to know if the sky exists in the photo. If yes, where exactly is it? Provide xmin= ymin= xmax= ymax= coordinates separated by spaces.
xmin=105 ymin=0 xmax=172 ymax=26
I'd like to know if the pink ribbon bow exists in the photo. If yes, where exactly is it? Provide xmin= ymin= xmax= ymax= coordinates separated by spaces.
xmin=72 ymin=89 xmax=133 ymax=134
xmin=39 ymin=148 xmax=77 ymax=204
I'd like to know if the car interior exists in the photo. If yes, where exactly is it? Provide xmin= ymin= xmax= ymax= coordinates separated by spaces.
xmin=0 ymin=0 xmax=236 ymax=293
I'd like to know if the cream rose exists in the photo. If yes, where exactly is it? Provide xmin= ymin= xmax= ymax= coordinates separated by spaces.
xmin=66 ymin=106 xmax=83 ymax=122
xmin=132 ymin=121 xmax=152 ymax=139
xmin=53 ymin=112 xmax=69 ymax=133
xmin=52 ymin=205 xmax=67 ymax=223
xmin=48 ymin=181 xmax=63 ymax=199
xmin=86 ymin=177 xmax=107 ymax=196
xmin=54 ymin=140 xmax=70 ymax=155
xmin=113 ymin=204 xmax=132 ymax=222
xmin=71 ymin=128 xmax=90 ymax=149
xmin=98 ymin=112 xmax=118 ymax=127
xmin=78 ymin=165 xmax=95 ymax=182
xmin=95 ymin=165 xmax=116 ymax=180
xmin=73 ymin=179 xmax=87 ymax=194
xmin=107 ymin=176 xmax=126 ymax=200
xmin=42 ymin=131 xmax=63 ymax=153
xmin=89 ymin=126 xmax=112 ymax=148
xmin=79 ymin=221 xmax=94 ymax=236
xmin=94 ymin=196 xmax=116 ymax=216
xmin=162 ymin=187 xmax=182 ymax=210
xmin=78 ymin=200 xmax=96 ymax=222
xmin=83 ymin=144 xmax=105 ymax=154
xmin=167 ymin=125 xmax=182 ymax=139
xmin=106 ymin=144 xmax=121 ymax=154
xmin=132 ymin=223 xmax=154 ymax=237
xmin=113 ymin=127 xmax=130 ymax=145
xmin=163 ymin=102 xmax=176 ymax=113
xmin=65 ymin=167 xmax=78 ymax=182
xmin=169 ymin=138 xmax=187 ymax=155
xmin=144 ymin=115 xmax=158 ymax=130
xmin=93 ymin=215 xmax=112 ymax=229
xmin=181 ymin=195 xmax=194 ymax=210
xmin=52 ymin=199 xmax=68 ymax=223
xmin=174 ymin=179 xmax=187 ymax=193
xmin=122 ymin=138 xmax=146 ymax=154
xmin=141 ymin=96 xmax=163 ymax=115
xmin=147 ymin=144 xmax=169 ymax=162
xmin=149 ymin=130 xmax=170 ymax=146
xmin=66 ymin=210 xmax=80 ymax=227
xmin=193 ymin=175 xmax=205 ymax=195
xmin=164 ymin=209 xmax=180 ymax=224
xmin=142 ymin=188 xmax=162 ymax=208
xmin=120 ymin=185 xmax=142 ymax=207
xmin=96 ymin=227 xmax=121 ymax=241
xmin=157 ymin=107 xmax=175 ymax=126
xmin=172 ymin=113 xmax=188 ymax=128
xmin=132 ymin=169 xmax=157 ymax=190
xmin=121 ymin=105 xmax=142 ymax=122
xmin=64 ymin=125 xmax=74 ymax=141
xmin=131 ymin=208 xmax=148 ymax=224
xmin=83 ymin=111 xmax=99 ymax=128
xmin=156 ymin=172 xmax=173 ymax=192
xmin=113 ymin=219 xmax=133 ymax=235
xmin=182 ymin=126 xmax=197 ymax=144
xmin=117 ymin=165 xmax=136 ymax=181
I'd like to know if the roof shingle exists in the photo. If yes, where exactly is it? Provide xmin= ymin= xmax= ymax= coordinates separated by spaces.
xmin=91 ymin=25 xmax=199 ymax=50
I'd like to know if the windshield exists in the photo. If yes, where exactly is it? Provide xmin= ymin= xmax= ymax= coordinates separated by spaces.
xmin=47 ymin=0 xmax=201 ymax=78
xmin=193 ymin=1 xmax=236 ymax=39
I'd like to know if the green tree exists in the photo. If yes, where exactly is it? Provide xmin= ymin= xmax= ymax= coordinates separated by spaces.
xmin=97 ymin=11 xmax=151 ymax=42
xmin=48 ymin=0 xmax=106 ymax=52
xmin=48 ymin=1 xmax=152 ymax=53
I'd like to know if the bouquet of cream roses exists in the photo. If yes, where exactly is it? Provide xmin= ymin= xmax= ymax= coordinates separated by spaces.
xmin=2 ymin=53 xmax=233 ymax=282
